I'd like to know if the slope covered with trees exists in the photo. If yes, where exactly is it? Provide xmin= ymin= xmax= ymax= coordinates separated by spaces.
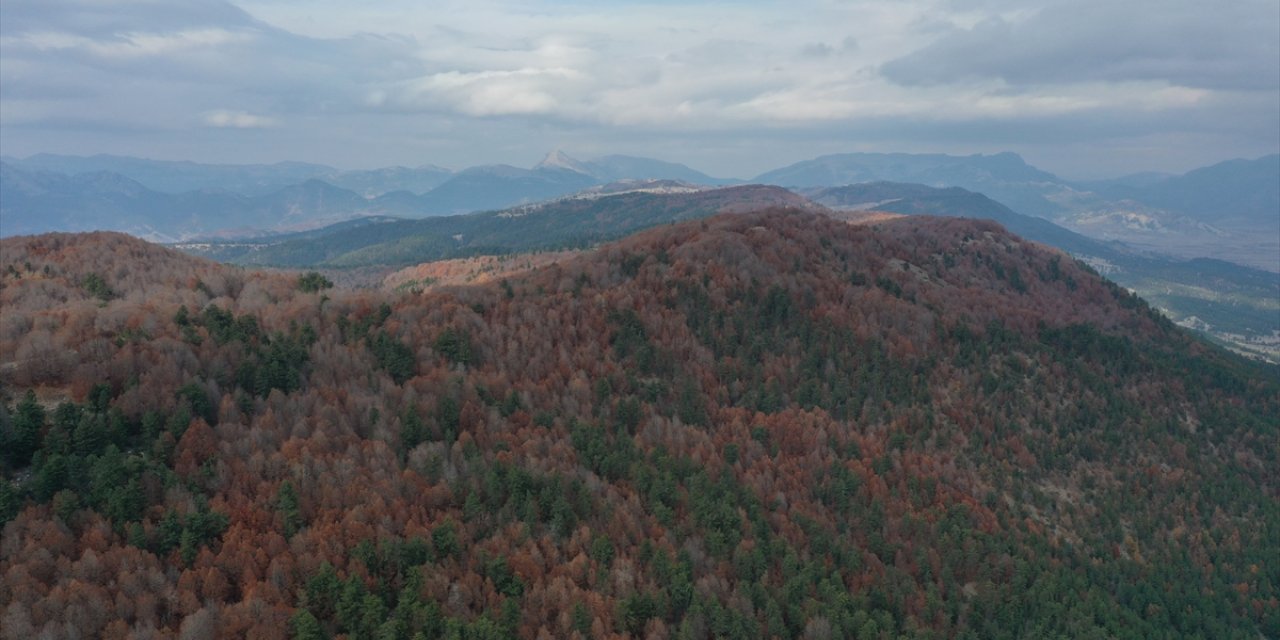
xmin=808 ymin=182 xmax=1280 ymax=361
xmin=0 ymin=212 xmax=1276 ymax=639
xmin=179 ymin=185 xmax=817 ymax=268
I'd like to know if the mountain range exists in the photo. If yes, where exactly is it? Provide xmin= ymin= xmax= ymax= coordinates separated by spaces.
xmin=756 ymin=151 xmax=1066 ymax=218
xmin=758 ymin=152 xmax=1278 ymax=228
xmin=177 ymin=184 xmax=817 ymax=268
xmin=0 ymin=151 xmax=736 ymax=240
xmin=1083 ymin=154 xmax=1280 ymax=226
xmin=0 ymin=163 xmax=421 ymax=240
xmin=3 ymin=151 xmax=1274 ymax=265
xmin=2 ymin=153 xmax=452 ymax=197
xmin=761 ymin=153 xmax=1279 ymax=270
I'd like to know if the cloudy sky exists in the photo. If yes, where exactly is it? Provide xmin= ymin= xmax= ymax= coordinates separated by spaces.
xmin=1 ymin=0 xmax=1277 ymax=179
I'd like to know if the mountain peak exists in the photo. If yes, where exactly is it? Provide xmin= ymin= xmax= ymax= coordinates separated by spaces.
xmin=534 ymin=149 xmax=592 ymax=175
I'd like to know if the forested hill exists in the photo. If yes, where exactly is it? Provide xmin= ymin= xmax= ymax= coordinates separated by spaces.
xmin=1 ymin=211 xmax=1276 ymax=638
xmin=179 ymin=184 xmax=817 ymax=268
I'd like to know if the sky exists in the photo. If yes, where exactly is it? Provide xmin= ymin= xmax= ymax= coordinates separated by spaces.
xmin=1 ymin=0 xmax=1277 ymax=180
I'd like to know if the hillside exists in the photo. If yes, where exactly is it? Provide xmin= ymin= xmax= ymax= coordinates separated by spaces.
xmin=1 ymin=212 xmax=1276 ymax=638
xmin=179 ymin=184 xmax=818 ymax=268
xmin=179 ymin=180 xmax=1279 ymax=360
xmin=4 ymin=154 xmax=336 ymax=196
xmin=384 ymin=250 xmax=586 ymax=293
xmin=808 ymin=182 xmax=1096 ymax=254
xmin=808 ymin=182 xmax=1280 ymax=359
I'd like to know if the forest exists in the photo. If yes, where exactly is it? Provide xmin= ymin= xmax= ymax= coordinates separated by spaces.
xmin=0 ymin=210 xmax=1276 ymax=639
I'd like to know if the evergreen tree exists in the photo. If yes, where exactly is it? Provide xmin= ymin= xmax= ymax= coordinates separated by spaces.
xmin=278 ymin=480 xmax=303 ymax=538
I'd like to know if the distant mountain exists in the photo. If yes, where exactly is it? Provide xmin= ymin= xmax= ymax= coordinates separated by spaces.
xmin=6 ymin=150 xmax=730 ymax=201
xmin=757 ymin=151 xmax=1059 ymax=185
xmin=1 ymin=162 xmax=175 ymax=238
xmin=247 ymin=179 xmax=377 ymax=226
xmin=1077 ymin=156 xmax=1279 ymax=226
xmin=8 ymin=153 xmax=336 ymax=196
xmin=0 ymin=152 xmax=740 ymax=239
xmin=412 ymin=152 xmax=736 ymax=215
xmin=1075 ymin=171 xmax=1176 ymax=191
xmin=177 ymin=184 xmax=818 ymax=268
xmin=809 ymin=182 xmax=1124 ymax=257
xmin=6 ymin=153 xmax=457 ymax=198
xmin=532 ymin=150 xmax=734 ymax=185
xmin=761 ymin=151 xmax=1279 ymax=272
xmin=325 ymin=165 xmax=454 ymax=197
xmin=1048 ymin=156 xmax=1279 ymax=272
xmin=8 ymin=150 xmax=1275 ymax=272
xmin=1132 ymin=154 xmax=1279 ymax=226
xmin=532 ymin=149 xmax=596 ymax=175
xmin=757 ymin=150 xmax=1280 ymax=228
xmin=0 ymin=162 xmax=428 ymax=240
xmin=415 ymin=164 xmax=600 ymax=216
xmin=756 ymin=151 xmax=1068 ymax=217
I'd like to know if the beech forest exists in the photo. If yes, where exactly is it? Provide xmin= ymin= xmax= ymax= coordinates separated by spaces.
xmin=0 ymin=210 xmax=1276 ymax=639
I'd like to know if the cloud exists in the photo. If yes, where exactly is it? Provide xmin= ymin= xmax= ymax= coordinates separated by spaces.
xmin=0 ymin=0 xmax=425 ymax=132
xmin=881 ymin=0 xmax=1280 ymax=91
xmin=203 ymin=109 xmax=275 ymax=128
xmin=0 ymin=0 xmax=1275 ymax=178
xmin=389 ymin=67 xmax=585 ymax=117
xmin=0 ymin=0 xmax=256 ymax=38
xmin=7 ymin=28 xmax=249 ymax=59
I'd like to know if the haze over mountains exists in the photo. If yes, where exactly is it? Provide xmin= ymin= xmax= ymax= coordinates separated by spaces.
xmin=180 ymin=185 xmax=816 ymax=268
xmin=757 ymin=152 xmax=1065 ymax=218
xmin=4 ymin=150 xmax=1275 ymax=269
xmin=759 ymin=152 xmax=1280 ymax=271
xmin=1084 ymin=154 xmax=1280 ymax=225
xmin=754 ymin=151 xmax=1278 ymax=230
xmin=0 ymin=151 xmax=735 ymax=240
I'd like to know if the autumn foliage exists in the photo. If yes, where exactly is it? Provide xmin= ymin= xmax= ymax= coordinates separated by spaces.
xmin=0 ymin=213 xmax=1276 ymax=639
